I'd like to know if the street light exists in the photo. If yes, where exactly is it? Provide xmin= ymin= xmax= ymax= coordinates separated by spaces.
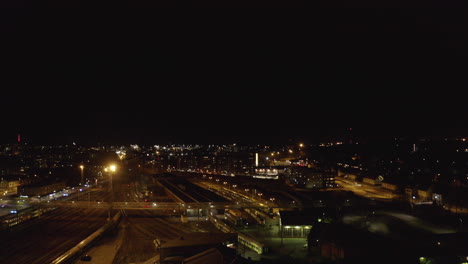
xmin=79 ymin=165 xmax=84 ymax=186
xmin=107 ymin=164 xmax=117 ymax=221
xmin=109 ymin=165 xmax=117 ymax=194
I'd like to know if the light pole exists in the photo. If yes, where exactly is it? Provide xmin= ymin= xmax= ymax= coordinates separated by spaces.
xmin=79 ymin=165 xmax=84 ymax=186
xmin=109 ymin=165 xmax=116 ymax=203
xmin=107 ymin=164 xmax=117 ymax=221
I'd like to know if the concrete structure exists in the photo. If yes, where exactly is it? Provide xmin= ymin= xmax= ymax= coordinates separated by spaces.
xmin=381 ymin=182 xmax=398 ymax=192
xmin=337 ymin=169 xmax=358 ymax=181
xmin=417 ymin=189 xmax=431 ymax=201
xmin=184 ymin=248 xmax=224 ymax=264
xmin=279 ymin=210 xmax=314 ymax=238
xmin=362 ymin=177 xmax=378 ymax=186
xmin=159 ymin=233 xmax=237 ymax=264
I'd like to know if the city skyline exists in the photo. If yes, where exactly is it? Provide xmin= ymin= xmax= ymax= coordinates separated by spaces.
xmin=2 ymin=122 xmax=468 ymax=145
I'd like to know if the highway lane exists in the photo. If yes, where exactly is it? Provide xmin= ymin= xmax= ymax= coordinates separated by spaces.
xmin=335 ymin=176 xmax=400 ymax=201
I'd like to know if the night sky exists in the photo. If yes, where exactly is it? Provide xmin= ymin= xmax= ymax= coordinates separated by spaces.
xmin=1 ymin=11 xmax=467 ymax=145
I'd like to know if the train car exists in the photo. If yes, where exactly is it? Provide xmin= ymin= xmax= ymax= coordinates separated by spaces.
xmin=237 ymin=233 xmax=268 ymax=255
xmin=0 ymin=206 xmax=36 ymax=228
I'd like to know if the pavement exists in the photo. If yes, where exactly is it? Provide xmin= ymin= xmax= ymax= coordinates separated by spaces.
xmin=335 ymin=176 xmax=398 ymax=201
xmin=336 ymin=176 xmax=468 ymax=217
xmin=264 ymin=237 xmax=309 ymax=258
xmin=73 ymin=222 xmax=126 ymax=264
xmin=73 ymin=218 xmax=162 ymax=264
xmin=380 ymin=211 xmax=456 ymax=234
xmin=239 ymin=226 xmax=311 ymax=263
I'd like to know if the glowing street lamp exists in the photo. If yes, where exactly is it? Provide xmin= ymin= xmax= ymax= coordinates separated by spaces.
xmin=108 ymin=164 xmax=117 ymax=201
xmin=107 ymin=164 xmax=117 ymax=221
xmin=79 ymin=165 xmax=84 ymax=186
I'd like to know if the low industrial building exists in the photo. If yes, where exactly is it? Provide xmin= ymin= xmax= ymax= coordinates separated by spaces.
xmin=279 ymin=210 xmax=316 ymax=238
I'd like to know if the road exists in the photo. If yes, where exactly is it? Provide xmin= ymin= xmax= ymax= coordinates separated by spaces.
xmin=335 ymin=176 xmax=400 ymax=201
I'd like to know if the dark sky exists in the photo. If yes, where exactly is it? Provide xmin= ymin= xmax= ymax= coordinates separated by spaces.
xmin=1 ymin=10 xmax=467 ymax=145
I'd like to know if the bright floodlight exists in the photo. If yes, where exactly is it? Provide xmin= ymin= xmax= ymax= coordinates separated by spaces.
xmin=80 ymin=165 xmax=84 ymax=169
xmin=109 ymin=165 xmax=117 ymax=172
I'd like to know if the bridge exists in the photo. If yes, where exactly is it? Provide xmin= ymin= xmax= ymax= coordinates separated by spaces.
xmin=22 ymin=200 xmax=301 ymax=210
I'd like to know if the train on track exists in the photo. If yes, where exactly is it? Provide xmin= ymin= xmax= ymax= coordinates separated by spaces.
xmin=209 ymin=214 xmax=268 ymax=255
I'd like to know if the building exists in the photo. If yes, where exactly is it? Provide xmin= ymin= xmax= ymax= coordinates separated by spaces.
xmin=167 ymin=147 xmax=256 ymax=176
xmin=285 ymin=167 xmax=335 ymax=189
xmin=18 ymin=181 xmax=66 ymax=197
xmin=279 ymin=210 xmax=313 ymax=238
xmin=0 ymin=176 xmax=20 ymax=196
xmin=253 ymin=166 xmax=282 ymax=180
